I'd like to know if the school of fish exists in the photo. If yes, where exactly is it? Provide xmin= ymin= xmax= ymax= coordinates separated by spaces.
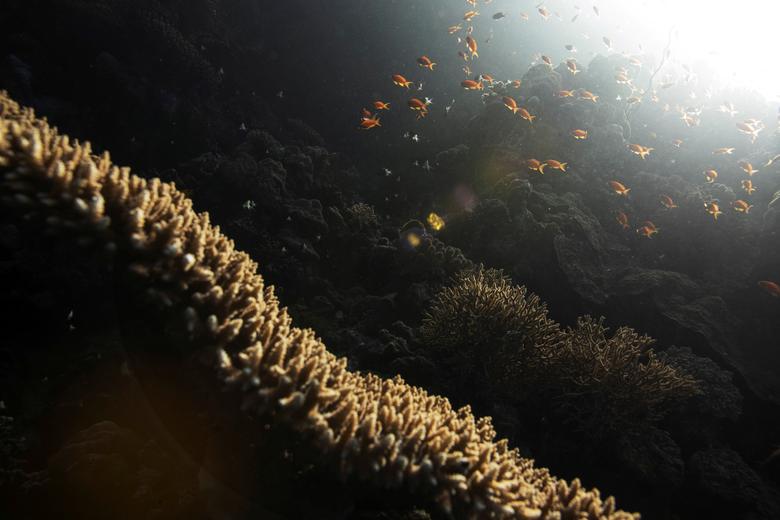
xmin=356 ymin=0 xmax=780 ymax=297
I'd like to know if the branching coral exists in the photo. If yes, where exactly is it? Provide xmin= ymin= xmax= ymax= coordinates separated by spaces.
xmin=548 ymin=317 xmax=700 ymax=438
xmin=0 ymin=91 xmax=637 ymax=519
xmin=421 ymin=271 xmax=699 ymax=440
xmin=420 ymin=267 xmax=563 ymax=396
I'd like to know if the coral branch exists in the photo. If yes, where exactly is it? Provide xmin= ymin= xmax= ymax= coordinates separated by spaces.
xmin=0 ymin=91 xmax=637 ymax=519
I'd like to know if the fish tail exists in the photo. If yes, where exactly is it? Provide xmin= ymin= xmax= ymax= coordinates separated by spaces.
xmin=431 ymin=63 xmax=436 ymax=70
xmin=561 ymin=163 xmax=567 ymax=171
xmin=538 ymin=164 xmax=545 ymax=174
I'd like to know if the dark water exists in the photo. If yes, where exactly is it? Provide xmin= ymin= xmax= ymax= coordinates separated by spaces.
xmin=1 ymin=1 xmax=780 ymax=519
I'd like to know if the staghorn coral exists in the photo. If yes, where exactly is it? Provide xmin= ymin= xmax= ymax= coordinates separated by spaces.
xmin=0 ymin=91 xmax=636 ymax=519
xmin=548 ymin=317 xmax=700 ymax=438
xmin=420 ymin=267 xmax=563 ymax=397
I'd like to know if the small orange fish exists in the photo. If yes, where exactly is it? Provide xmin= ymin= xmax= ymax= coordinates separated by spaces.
xmin=626 ymin=96 xmax=641 ymax=105
xmin=408 ymin=98 xmax=428 ymax=111
xmin=464 ymin=10 xmax=479 ymax=21
xmin=731 ymin=199 xmax=752 ymax=213
xmin=543 ymin=159 xmax=567 ymax=173
xmin=660 ymin=194 xmax=677 ymax=209
xmin=458 ymin=51 xmax=470 ymax=62
xmin=609 ymin=180 xmax=630 ymax=196
xmin=571 ymin=129 xmax=588 ymax=140
xmin=566 ymin=59 xmax=580 ymax=74
xmin=637 ymin=224 xmax=658 ymax=238
xmin=461 ymin=79 xmax=483 ymax=90
xmin=502 ymin=96 xmax=520 ymax=114
xmin=466 ymin=0 xmax=476 ymax=6
xmin=448 ymin=25 xmax=462 ymax=34
xmin=704 ymin=201 xmax=722 ymax=220
xmin=713 ymin=147 xmax=735 ymax=155
xmin=615 ymin=72 xmax=631 ymax=84
xmin=616 ymin=210 xmax=629 ymax=230
xmin=359 ymin=116 xmax=381 ymax=130
xmin=628 ymin=143 xmax=653 ymax=159
xmin=518 ymin=107 xmax=536 ymax=123
xmin=672 ymin=139 xmax=683 ymax=148
xmin=480 ymin=73 xmax=494 ymax=84
xmin=417 ymin=55 xmax=436 ymax=70
xmin=392 ymin=74 xmax=413 ymax=88
xmin=742 ymin=179 xmax=756 ymax=194
xmin=738 ymin=161 xmax=759 ymax=176
xmin=541 ymin=55 xmax=553 ymax=67
xmin=628 ymin=56 xmax=642 ymax=67
xmin=557 ymin=89 xmax=575 ymax=98
xmin=527 ymin=158 xmax=545 ymax=174
xmin=758 ymin=280 xmax=780 ymax=297
xmin=373 ymin=101 xmax=390 ymax=110
xmin=538 ymin=6 xmax=550 ymax=19
xmin=361 ymin=107 xmax=373 ymax=118
xmin=579 ymin=90 xmax=599 ymax=102
xmin=703 ymin=169 xmax=718 ymax=183
xmin=642 ymin=221 xmax=658 ymax=232
xmin=511 ymin=79 xmax=522 ymax=88
xmin=466 ymin=36 xmax=479 ymax=58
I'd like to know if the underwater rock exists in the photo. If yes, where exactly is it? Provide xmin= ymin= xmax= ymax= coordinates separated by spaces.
xmin=686 ymin=448 xmax=777 ymax=518
xmin=615 ymin=427 xmax=684 ymax=490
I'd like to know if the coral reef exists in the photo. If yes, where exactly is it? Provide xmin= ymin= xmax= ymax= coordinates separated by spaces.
xmin=0 ymin=92 xmax=636 ymax=518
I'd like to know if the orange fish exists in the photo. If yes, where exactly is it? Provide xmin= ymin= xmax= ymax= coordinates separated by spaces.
xmin=466 ymin=0 xmax=476 ymax=6
xmin=609 ymin=180 xmax=630 ymax=196
xmin=571 ymin=129 xmax=588 ymax=140
xmin=672 ymin=139 xmax=683 ymax=148
xmin=359 ymin=116 xmax=381 ymax=130
xmin=742 ymin=179 xmax=756 ymax=194
xmin=542 ymin=159 xmax=567 ymax=173
xmin=713 ymin=147 xmax=735 ymax=155
xmin=373 ymin=101 xmax=390 ymax=110
xmin=616 ymin=210 xmax=629 ymax=230
xmin=466 ymin=36 xmax=479 ymax=58
xmin=480 ymin=73 xmax=495 ymax=84
xmin=417 ymin=55 xmax=436 ymax=70
xmin=758 ymin=280 xmax=780 ymax=297
xmin=393 ymin=74 xmax=413 ymax=88
xmin=461 ymin=79 xmax=483 ymax=90
xmin=448 ymin=25 xmax=462 ymax=34
xmin=557 ymin=89 xmax=575 ymax=98
xmin=615 ymin=72 xmax=631 ymax=84
xmin=518 ymin=107 xmax=536 ymax=123
xmin=579 ymin=90 xmax=599 ymax=102
xmin=464 ymin=10 xmax=479 ymax=21
xmin=637 ymin=224 xmax=658 ymax=238
xmin=628 ymin=143 xmax=653 ymax=159
xmin=538 ymin=6 xmax=550 ymax=19
xmin=458 ymin=51 xmax=469 ymax=62
xmin=361 ymin=107 xmax=373 ymax=118
xmin=642 ymin=220 xmax=658 ymax=232
xmin=738 ymin=161 xmax=759 ymax=176
xmin=502 ymin=96 xmax=520 ymax=114
xmin=660 ymin=194 xmax=677 ymax=209
xmin=566 ymin=59 xmax=580 ymax=74
xmin=408 ymin=98 xmax=428 ymax=111
xmin=704 ymin=201 xmax=722 ymax=220
xmin=511 ymin=79 xmax=522 ymax=88
xmin=541 ymin=55 xmax=553 ymax=67
xmin=527 ymin=158 xmax=545 ymax=174
xmin=731 ymin=199 xmax=752 ymax=213
xmin=703 ymin=169 xmax=718 ymax=183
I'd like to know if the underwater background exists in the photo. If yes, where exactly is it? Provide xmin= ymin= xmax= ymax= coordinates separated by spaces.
xmin=1 ymin=0 xmax=780 ymax=518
